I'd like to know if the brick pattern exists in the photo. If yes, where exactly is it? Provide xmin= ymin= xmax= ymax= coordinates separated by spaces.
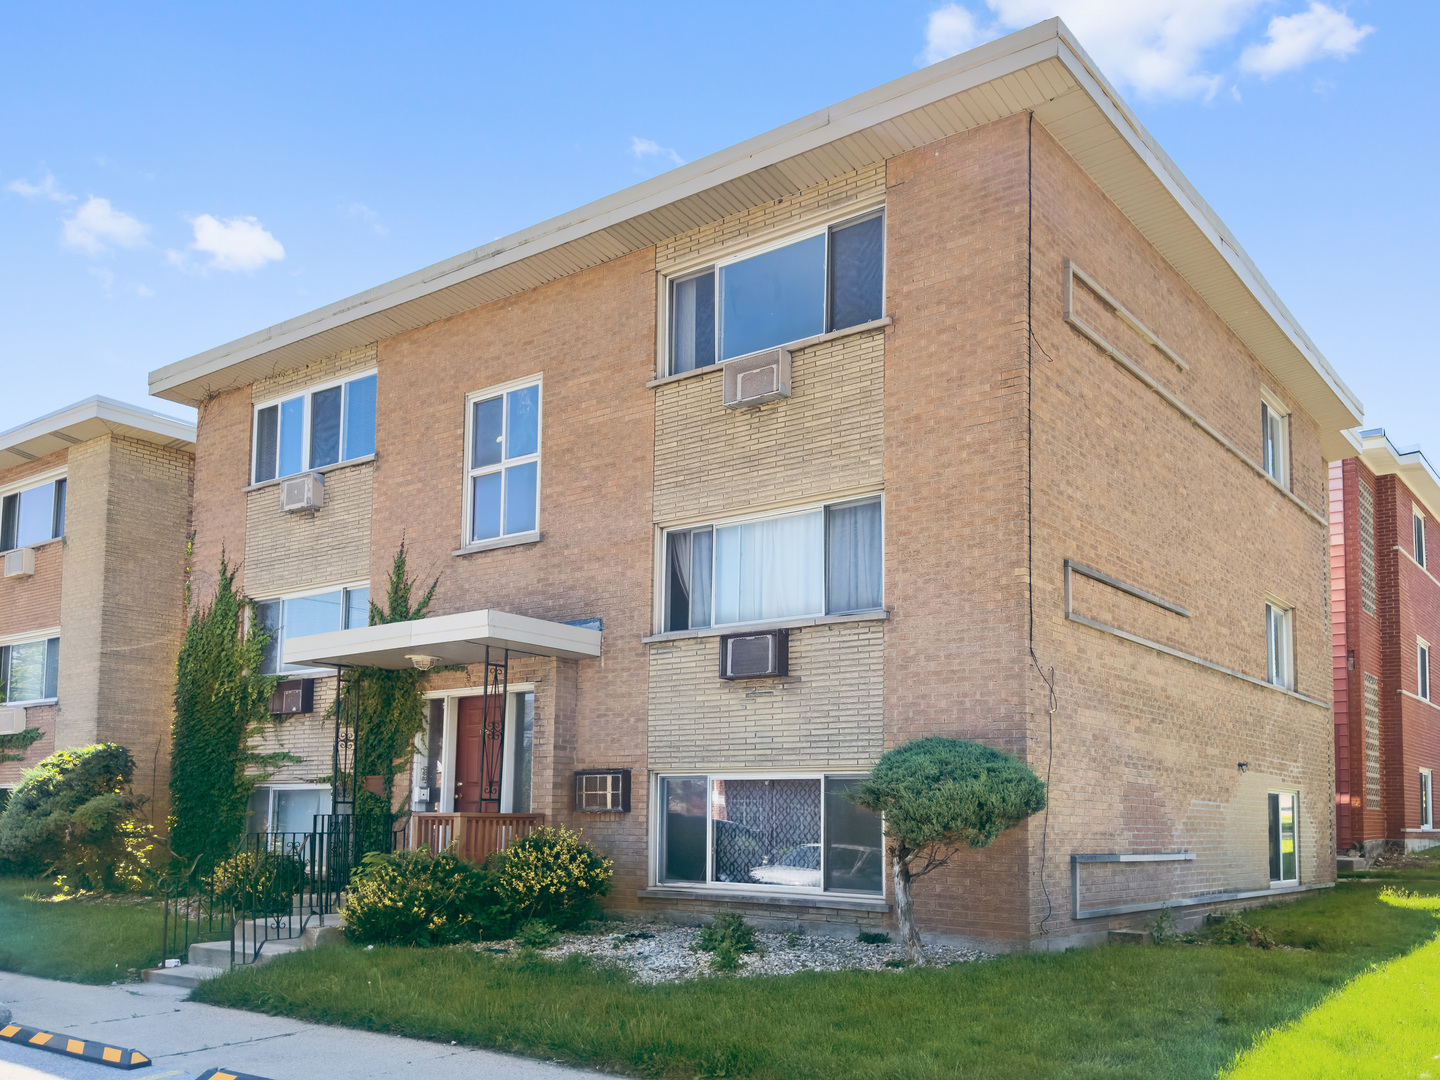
xmin=648 ymin=622 xmax=885 ymax=770
xmin=0 ymin=449 xmax=69 ymax=641
xmin=1360 ymin=479 xmax=1376 ymax=616
xmin=653 ymin=329 xmax=885 ymax=524
xmin=0 ymin=703 xmax=56 ymax=787
xmin=190 ymin=387 xmax=253 ymax=603
xmin=244 ymin=462 xmax=373 ymax=598
xmin=252 ymin=344 xmax=377 ymax=405
xmin=1364 ymin=672 xmax=1381 ymax=808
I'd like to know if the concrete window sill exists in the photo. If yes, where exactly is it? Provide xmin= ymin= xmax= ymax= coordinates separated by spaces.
xmin=242 ymin=454 xmax=376 ymax=494
xmin=451 ymin=531 xmax=542 ymax=557
xmin=645 ymin=317 xmax=892 ymax=389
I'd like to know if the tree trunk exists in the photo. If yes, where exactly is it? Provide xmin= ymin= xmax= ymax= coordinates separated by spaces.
xmin=892 ymin=850 xmax=927 ymax=966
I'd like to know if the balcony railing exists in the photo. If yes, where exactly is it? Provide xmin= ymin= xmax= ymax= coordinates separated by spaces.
xmin=402 ymin=812 xmax=545 ymax=864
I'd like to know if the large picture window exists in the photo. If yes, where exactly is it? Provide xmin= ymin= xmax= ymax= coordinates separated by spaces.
xmin=1 ymin=477 xmax=65 ymax=552
xmin=255 ymin=585 xmax=369 ymax=675
xmin=659 ymin=773 xmax=883 ymax=895
xmin=0 ymin=635 xmax=60 ymax=705
xmin=669 ymin=210 xmax=885 ymax=375
xmin=252 ymin=372 xmax=377 ymax=484
xmin=465 ymin=379 xmax=541 ymax=545
xmin=665 ymin=497 xmax=881 ymax=632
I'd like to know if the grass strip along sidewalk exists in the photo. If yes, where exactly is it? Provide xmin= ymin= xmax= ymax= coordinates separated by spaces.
xmin=0 ymin=878 xmax=165 ymax=984
xmin=193 ymin=867 xmax=1440 ymax=1080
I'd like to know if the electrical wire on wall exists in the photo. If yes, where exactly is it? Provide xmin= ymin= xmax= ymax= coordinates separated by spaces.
xmin=1026 ymin=110 xmax=1060 ymax=937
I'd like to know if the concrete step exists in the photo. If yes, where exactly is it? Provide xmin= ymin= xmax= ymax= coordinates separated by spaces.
xmin=141 ymin=964 xmax=227 ymax=988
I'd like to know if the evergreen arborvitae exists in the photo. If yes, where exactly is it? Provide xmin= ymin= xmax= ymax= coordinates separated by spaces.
xmin=168 ymin=557 xmax=286 ymax=866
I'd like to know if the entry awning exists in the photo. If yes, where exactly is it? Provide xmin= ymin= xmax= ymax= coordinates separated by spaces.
xmin=282 ymin=609 xmax=602 ymax=670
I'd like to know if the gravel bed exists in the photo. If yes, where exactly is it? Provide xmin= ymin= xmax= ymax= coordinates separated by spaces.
xmin=474 ymin=923 xmax=987 ymax=983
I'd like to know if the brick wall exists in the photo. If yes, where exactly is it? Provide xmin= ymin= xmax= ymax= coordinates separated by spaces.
xmin=0 ymin=449 xmax=67 ymax=641
xmin=244 ymin=463 xmax=372 ymax=598
xmin=191 ymin=387 xmax=253 ymax=602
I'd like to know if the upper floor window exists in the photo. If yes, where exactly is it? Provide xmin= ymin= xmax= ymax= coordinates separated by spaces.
xmin=255 ymin=584 xmax=369 ymax=676
xmin=665 ymin=496 xmax=882 ymax=632
xmin=465 ymin=379 xmax=541 ymax=545
xmin=1416 ymin=510 xmax=1427 ymax=569
xmin=1421 ymin=639 xmax=1431 ymax=702
xmin=252 ymin=372 xmax=377 ymax=485
xmin=1260 ymin=394 xmax=1289 ymax=487
xmin=1265 ymin=600 xmax=1293 ymax=690
xmin=1 ymin=635 xmax=60 ymax=705
xmin=668 ymin=210 xmax=885 ymax=375
xmin=0 ymin=477 xmax=65 ymax=553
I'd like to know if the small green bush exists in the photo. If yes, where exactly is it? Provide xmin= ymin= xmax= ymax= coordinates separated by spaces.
xmin=211 ymin=846 xmax=306 ymax=917
xmin=693 ymin=913 xmax=761 ymax=970
xmin=857 ymin=931 xmax=891 ymax=945
xmin=344 ymin=847 xmax=495 ymax=946
xmin=517 ymin=919 xmax=557 ymax=947
xmin=490 ymin=825 xmax=612 ymax=933
xmin=0 ymin=743 xmax=152 ymax=891
xmin=1204 ymin=914 xmax=1276 ymax=949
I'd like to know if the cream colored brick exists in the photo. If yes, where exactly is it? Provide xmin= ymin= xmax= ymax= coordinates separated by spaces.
xmin=244 ymin=463 xmax=373 ymax=597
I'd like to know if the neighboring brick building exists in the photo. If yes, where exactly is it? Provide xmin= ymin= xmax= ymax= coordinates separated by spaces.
xmin=0 ymin=397 xmax=195 ymax=814
xmin=148 ymin=21 xmax=1361 ymax=948
xmin=1331 ymin=430 xmax=1440 ymax=856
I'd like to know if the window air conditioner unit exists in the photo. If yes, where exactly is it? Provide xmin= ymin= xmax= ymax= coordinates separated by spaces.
xmin=0 ymin=707 xmax=25 ymax=735
xmin=719 ymin=628 xmax=789 ymax=680
xmin=723 ymin=348 xmax=792 ymax=409
xmin=574 ymin=769 xmax=632 ymax=813
xmin=269 ymin=678 xmax=315 ymax=716
xmin=279 ymin=472 xmax=325 ymax=513
xmin=3 ymin=548 xmax=35 ymax=578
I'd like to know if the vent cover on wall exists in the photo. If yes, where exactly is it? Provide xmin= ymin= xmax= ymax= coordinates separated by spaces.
xmin=279 ymin=472 xmax=325 ymax=513
xmin=719 ymin=628 xmax=789 ymax=679
xmin=723 ymin=348 xmax=792 ymax=409
xmin=3 ymin=548 xmax=36 ymax=578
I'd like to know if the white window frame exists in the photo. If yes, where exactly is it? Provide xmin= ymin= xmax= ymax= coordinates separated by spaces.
xmin=250 ymin=369 xmax=378 ymax=485
xmin=659 ymin=494 xmax=885 ymax=634
xmin=0 ymin=467 xmax=68 ymax=553
xmin=254 ymin=581 xmax=369 ymax=677
xmin=1265 ymin=599 xmax=1294 ymax=691
xmin=0 ymin=628 xmax=61 ymax=707
xmin=461 ymin=374 xmax=543 ymax=549
xmin=662 ymin=205 xmax=887 ymax=375
xmin=1260 ymin=389 xmax=1290 ymax=488
xmin=1422 ymin=769 xmax=1434 ymax=831
xmin=417 ymin=685 xmax=536 ymax=814
xmin=1416 ymin=510 xmax=1428 ymax=569
xmin=254 ymin=783 xmax=333 ymax=836
xmin=1421 ymin=639 xmax=1431 ymax=702
xmin=1269 ymin=790 xmax=1300 ymax=886
xmin=652 ymin=771 xmax=885 ymax=899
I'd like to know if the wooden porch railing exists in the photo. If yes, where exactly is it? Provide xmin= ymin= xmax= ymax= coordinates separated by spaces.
xmin=403 ymin=813 xmax=545 ymax=864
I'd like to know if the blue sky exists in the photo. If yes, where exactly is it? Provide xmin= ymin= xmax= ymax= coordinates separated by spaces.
xmin=3 ymin=1 xmax=1433 ymax=455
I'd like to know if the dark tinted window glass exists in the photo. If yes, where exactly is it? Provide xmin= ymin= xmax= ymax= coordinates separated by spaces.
xmin=1267 ymin=793 xmax=1281 ymax=881
xmin=51 ymin=480 xmax=66 ymax=539
xmin=662 ymin=777 xmax=707 ymax=883
xmin=343 ymin=375 xmax=377 ymax=460
xmin=254 ymin=405 xmax=279 ymax=482
xmin=309 ymin=385 xmax=342 ymax=469
xmin=824 ymin=777 xmax=884 ymax=893
xmin=0 ymin=495 xmax=16 ymax=552
xmin=829 ymin=215 xmax=884 ymax=331
xmin=472 ymin=397 xmax=503 ymax=469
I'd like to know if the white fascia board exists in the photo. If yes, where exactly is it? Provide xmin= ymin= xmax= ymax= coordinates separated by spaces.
xmin=0 ymin=396 xmax=196 ymax=471
xmin=1356 ymin=429 xmax=1440 ymax=524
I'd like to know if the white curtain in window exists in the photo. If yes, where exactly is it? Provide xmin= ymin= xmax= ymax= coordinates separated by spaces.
xmin=673 ymin=276 xmax=700 ymax=373
xmin=714 ymin=511 xmax=823 ymax=625
xmin=826 ymin=500 xmax=882 ymax=614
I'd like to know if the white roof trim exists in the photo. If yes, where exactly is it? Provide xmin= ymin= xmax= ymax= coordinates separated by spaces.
xmin=1354 ymin=429 xmax=1440 ymax=525
xmin=282 ymin=608 xmax=603 ymax=669
xmin=0 ymin=396 xmax=196 ymax=472
xmin=147 ymin=19 xmax=1361 ymax=455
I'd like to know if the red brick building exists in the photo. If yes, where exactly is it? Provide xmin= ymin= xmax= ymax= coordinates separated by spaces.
xmin=1332 ymin=430 xmax=1440 ymax=856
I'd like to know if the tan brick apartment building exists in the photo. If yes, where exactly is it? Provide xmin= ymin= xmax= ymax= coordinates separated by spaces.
xmin=0 ymin=397 xmax=194 ymax=811
xmin=148 ymin=21 xmax=1361 ymax=948
xmin=1332 ymin=430 xmax=1440 ymax=856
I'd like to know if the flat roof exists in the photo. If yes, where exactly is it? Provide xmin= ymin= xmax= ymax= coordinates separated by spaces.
xmin=0 ymin=396 xmax=196 ymax=473
xmin=148 ymin=18 xmax=1362 ymax=459
xmin=1351 ymin=428 xmax=1440 ymax=524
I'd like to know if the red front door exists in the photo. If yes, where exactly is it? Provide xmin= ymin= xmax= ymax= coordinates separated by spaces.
xmin=455 ymin=694 xmax=505 ymax=813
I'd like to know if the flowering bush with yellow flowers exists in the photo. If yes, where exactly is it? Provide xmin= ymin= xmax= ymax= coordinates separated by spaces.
xmin=490 ymin=825 xmax=613 ymax=932
xmin=343 ymin=847 xmax=496 ymax=946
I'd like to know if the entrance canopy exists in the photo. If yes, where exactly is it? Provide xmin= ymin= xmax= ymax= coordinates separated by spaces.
xmin=282 ymin=608 xmax=602 ymax=670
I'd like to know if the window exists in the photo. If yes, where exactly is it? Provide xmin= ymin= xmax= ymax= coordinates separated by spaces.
xmin=575 ymin=769 xmax=631 ymax=812
xmin=248 ymin=784 xmax=332 ymax=836
xmin=465 ymin=380 xmax=541 ymax=545
xmin=658 ymin=773 xmax=884 ymax=896
xmin=1421 ymin=640 xmax=1431 ymax=702
xmin=665 ymin=497 xmax=882 ymax=632
xmin=252 ymin=372 xmax=377 ymax=484
xmin=255 ymin=585 xmax=369 ymax=675
xmin=0 ymin=636 xmax=60 ymax=705
xmin=1265 ymin=601 xmax=1293 ymax=690
xmin=1416 ymin=511 xmax=1428 ymax=569
xmin=669 ymin=210 xmax=885 ymax=374
xmin=1261 ymin=397 xmax=1288 ymax=487
xmin=0 ymin=478 xmax=65 ymax=552
xmin=504 ymin=691 xmax=535 ymax=814
xmin=1422 ymin=770 xmax=1434 ymax=831
xmin=1268 ymin=792 xmax=1298 ymax=885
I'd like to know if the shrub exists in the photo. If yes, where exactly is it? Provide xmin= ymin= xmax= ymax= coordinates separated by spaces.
xmin=692 ymin=913 xmax=760 ymax=973
xmin=211 ymin=846 xmax=306 ymax=918
xmin=490 ymin=825 xmax=612 ymax=933
xmin=1205 ymin=914 xmax=1276 ymax=949
xmin=517 ymin=919 xmax=557 ymax=948
xmin=343 ymin=847 xmax=495 ymax=946
xmin=0 ymin=743 xmax=152 ymax=891
xmin=857 ymin=931 xmax=891 ymax=945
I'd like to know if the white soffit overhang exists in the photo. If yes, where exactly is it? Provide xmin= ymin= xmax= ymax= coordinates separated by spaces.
xmin=147 ymin=18 xmax=1361 ymax=458
xmin=0 ymin=395 xmax=197 ymax=472
xmin=1354 ymin=429 xmax=1440 ymax=524
xmin=282 ymin=608 xmax=603 ymax=670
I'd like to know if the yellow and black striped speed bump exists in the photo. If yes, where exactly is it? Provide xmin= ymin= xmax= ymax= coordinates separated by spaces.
xmin=0 ymin=1020 xmax=151 ymax=1069
xmin=196 ymin=1070 xmax=277 ymax=1080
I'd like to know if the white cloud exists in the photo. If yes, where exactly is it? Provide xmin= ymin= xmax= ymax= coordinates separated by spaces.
xmin=1240 ymin=3 xmax=1373 ymax=77
xmin=61 ymin=196 xmax=149 ymax=255
xmin=176 ymin=213 xmax=285 ymax=272
xmin=630 ymin=136 xmax=684 ymax=167
xmin=343 ymin=201 xmax=389 ymax=236
xmin=7 ymin=171 xmax=74 ymax=202
xmin=922 ymin=4 xmax=986 ymax=65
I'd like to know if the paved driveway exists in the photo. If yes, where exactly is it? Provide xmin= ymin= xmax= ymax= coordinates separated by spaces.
xmin=0 ymin=972 xmax=602 ymax=1080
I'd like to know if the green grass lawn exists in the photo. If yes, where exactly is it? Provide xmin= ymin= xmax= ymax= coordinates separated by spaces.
xmin=0 ymin=878 xmax=167 ymax=984
xmin=192 ymin=874 xmax=1440 ymax=1080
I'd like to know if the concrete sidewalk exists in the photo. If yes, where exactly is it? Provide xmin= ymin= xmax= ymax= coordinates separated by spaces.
xmin=0 ymin=972 xmax=602 ymax=1080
